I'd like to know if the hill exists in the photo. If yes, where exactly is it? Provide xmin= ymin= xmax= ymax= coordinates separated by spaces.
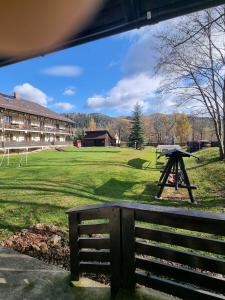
xmin=63 ymin=112 xmax=116 ymax=128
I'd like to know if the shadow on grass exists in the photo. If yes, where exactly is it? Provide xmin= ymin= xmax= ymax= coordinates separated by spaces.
xmin=94 ymin=178 xmax=219 ymax=209
xmin=197 ymin=197 xmax=225 ymax=209
xmin=127 ymin=158 xmax=149 ymax=169
xmin=187 ymin=155 xmax=220 ymax=171
xmin=18 ymin=160 xmax=132 ymax=168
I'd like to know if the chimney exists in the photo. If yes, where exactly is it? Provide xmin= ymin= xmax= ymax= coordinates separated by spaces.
xmin=14 ymin=92 xmax=21 ymax=99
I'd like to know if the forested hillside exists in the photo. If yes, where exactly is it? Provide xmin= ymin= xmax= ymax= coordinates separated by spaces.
xmin=63 ymin=112 xmax=216 ymax=144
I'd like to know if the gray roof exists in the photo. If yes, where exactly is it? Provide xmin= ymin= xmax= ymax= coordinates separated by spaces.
xmin=0 ymin=93 xmax=74 ymax=123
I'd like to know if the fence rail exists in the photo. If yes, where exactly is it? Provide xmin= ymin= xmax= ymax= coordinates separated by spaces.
xmin=66 ymin=202 xmax=225 ymax=299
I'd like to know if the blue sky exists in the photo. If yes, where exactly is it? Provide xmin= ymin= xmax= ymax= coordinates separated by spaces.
xmin=0 ymin=23 xmax=175 ymax=116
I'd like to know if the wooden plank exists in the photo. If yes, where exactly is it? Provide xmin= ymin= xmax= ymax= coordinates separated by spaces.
xmin=68 ymin=212 xmax=79 ymax=281
xmin=135 ymin=241 xmax=225 ymax=275
xmin=135 ymin=226 xmax=225 ymax=255
xmin=135 ymin=257 xmax=225 ymax=294
xmin=109 ymin=207 xmax=122 ymax=296
xmin=67 ymin=202 xmax=225 ymax=236
xmin=158 ymin=183 xmax=197 ymax=189
xmin=121 ymin=208 xmax=135 ymax=290
xmin=78 ymin=223 xmax=109 ymax=235
xmin=66 ymin=203 xmax=119 ymax=214
xmin=79 ymin=249 xmax=110 ymax=262
xmin=79 ymin=262 xmax=111 ymax=274
xmin=79 ymin=237 xmax=110 ymax=249
xmin=79 ymin=208 xmax=111 ymax=221
xmin=135 ymin=209 xmax=225 ymax=235
xmin=135 ymin=271 xmax=225 ymax=300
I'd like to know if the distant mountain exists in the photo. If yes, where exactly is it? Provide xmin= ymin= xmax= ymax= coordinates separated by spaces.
xmin=63 ymin=112 xmax=128 ymax=128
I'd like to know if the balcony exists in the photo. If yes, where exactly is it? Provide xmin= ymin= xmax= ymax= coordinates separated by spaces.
xmin=0 ymin=123 xmax=74 ymax=134
xmin=0 ymin=141 xmax=73 ymax=149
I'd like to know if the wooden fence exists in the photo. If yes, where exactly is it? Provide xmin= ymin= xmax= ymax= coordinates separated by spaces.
xmin=66 ymin=202 xmax=225 ymax=299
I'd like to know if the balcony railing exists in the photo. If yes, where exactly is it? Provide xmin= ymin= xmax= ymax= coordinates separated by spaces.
xmin=1 ymin=141 xmax=73 ymax=148
xmin=66 ymin=202 xmax=225 ymax=299
xmin=0 ymin=123 xmax=74 ymax=134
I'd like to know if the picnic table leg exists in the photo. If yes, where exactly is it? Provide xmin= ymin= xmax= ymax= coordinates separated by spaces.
xmin=179 ymin=157 xmax=195 ymax=203
xmin=157 ymin=157 xmax=174 ymax=199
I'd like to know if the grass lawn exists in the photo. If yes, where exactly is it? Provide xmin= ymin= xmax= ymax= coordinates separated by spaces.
xmin=0 ymin=146 xmax=224 ymax=239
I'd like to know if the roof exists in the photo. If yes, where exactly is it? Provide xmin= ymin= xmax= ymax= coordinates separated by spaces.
xmin=156 ymin=145 xmax=181 ymax=150
xmin=0 ymin=0 xmax=224 ymax=67
xmin=0 ymin=93 xmax=74 ymax=123
xmin=160 ymin=149 xmax=199 ymax=158
xmin=83 ymin=130 xmax=114 ymax=140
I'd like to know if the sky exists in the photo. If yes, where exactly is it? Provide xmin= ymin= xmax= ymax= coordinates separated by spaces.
xmin=0 ymin=21 xmax=177 ymax=117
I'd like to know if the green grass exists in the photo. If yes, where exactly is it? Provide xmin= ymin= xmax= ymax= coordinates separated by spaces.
xmin=0 ymin=146 xmax=224 ymax=239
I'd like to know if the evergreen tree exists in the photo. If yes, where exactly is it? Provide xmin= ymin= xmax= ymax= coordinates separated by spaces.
xmin=129 ymin=103 xmax=145 ymax=149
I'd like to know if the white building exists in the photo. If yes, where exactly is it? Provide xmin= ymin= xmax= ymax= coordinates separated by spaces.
xmin=0 ymin=92 xmax=74 ymax=150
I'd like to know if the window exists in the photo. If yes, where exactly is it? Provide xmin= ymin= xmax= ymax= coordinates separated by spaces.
xmin=3 ymin=115 xmax=12 ymax=123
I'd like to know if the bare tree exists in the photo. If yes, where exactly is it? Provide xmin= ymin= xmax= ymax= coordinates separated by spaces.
xmin=155 ymin=6 xmax=225 ymax=159
xmin=151 ymin=113 xmax=173 ymax=144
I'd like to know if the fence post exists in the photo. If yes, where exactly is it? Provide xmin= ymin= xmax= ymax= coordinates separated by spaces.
xmin=110 ymin=206 xmax=122 ymax=296
xmin=68 ymin=212 xmax=79 ymax=281
xmin=121 ymin=207 xmax=136 ymax=291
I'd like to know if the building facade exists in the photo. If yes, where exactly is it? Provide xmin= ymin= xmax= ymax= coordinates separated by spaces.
xmin=82 ymin=130 xmax=116 ymax=147
xmin=0 ymin=92 xmax=74 ymax=150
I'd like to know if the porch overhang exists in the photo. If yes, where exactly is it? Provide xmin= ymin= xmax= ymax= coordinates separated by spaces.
xmin=0 ymin=0 xmax=224 ymax=67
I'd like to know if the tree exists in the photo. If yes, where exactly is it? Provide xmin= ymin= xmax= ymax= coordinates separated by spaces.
xmin=189 ymin=114 xmax=216 ymax=141
xmin=113 ymin=117 xmax=131 ymax=142
xmin=151 ymin=114 xmax=173 ymax=144
xmin=74 ymin=128 xmax=85 ymax=140
xmin=128 ymin=103 xmax=145 ymax=149
xmin=87 ymin=117 xmax=97 ymax=131
xmin=172 ymin=113 xmax=192 ymax=143
xmin=155 ymin=7 xmax=225 ymax=159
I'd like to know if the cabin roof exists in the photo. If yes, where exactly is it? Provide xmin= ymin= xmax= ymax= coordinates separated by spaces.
xmin=83 ymin=130 xmax=114 ymax=140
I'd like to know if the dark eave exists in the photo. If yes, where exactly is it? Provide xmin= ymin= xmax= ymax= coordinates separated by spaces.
xmin=0 ymin=0 xmax=224 ymax=67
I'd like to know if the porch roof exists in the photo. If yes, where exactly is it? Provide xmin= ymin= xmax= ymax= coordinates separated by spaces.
xmin=0 ymin=0 xmax=224 ymax=67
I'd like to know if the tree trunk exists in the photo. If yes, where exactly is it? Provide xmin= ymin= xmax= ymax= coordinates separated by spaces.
xmin=222 ymin=114 xmax=225 ymax=160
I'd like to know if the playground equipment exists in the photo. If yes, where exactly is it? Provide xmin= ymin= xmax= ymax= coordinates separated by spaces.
xmin=0 ymin=148 xmax=28 ymax=167
xmin=156 ymin=149 xmax=198 ymax=203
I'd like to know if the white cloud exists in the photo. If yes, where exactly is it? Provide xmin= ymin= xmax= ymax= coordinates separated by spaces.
xmin=13 ymin=83 xmax=49 ymax=106
xmin=86 ymin=24 xmax=163 ymax=113
xmin=63 ymin=86 xmax=76 ymax=96
xmin=86 ymin=73 xmax=162 ymax=113
xmin=43 ymin=65 xmax=83 ymax=77
xmin=54 ymin=102 xmax=74 ymax=111
xmin=85 ymin=20 xmax=182 ymax=114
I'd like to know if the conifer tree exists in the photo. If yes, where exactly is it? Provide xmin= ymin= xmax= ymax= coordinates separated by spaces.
xmin=129 ymin=103 xmax=145 ymax=149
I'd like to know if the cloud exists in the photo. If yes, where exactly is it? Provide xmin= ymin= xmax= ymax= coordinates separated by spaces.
xmin=86 ymin=24 xmax=163 ymax=113
xmin=85 ymin=20 xmax=181 ymax=114
xmin=54 ymin=102 xmax=74 ymax=111
xmin=63 ymin=86 xmax=76 ymax=96
xmin=108 ymin=60 xmax=121 ymax=68
xmin=86 ymin=73 xmax=162 ymax=113
xmin=13 ymin=83 xmax=49 ymax=106
xmin=43 ymin=65 xmax=83 ymax=77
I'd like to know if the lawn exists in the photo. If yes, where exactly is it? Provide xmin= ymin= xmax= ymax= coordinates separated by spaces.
xmin=0 ymin=146 xmax=224 ymax=239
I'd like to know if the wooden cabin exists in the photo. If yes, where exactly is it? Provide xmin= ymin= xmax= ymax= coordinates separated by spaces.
xmin=82 ymin=130 xmax=115 ymax=147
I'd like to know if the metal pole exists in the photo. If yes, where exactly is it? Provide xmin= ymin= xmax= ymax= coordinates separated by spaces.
xmin=7 ymin=149 xmax=9 ymax=166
